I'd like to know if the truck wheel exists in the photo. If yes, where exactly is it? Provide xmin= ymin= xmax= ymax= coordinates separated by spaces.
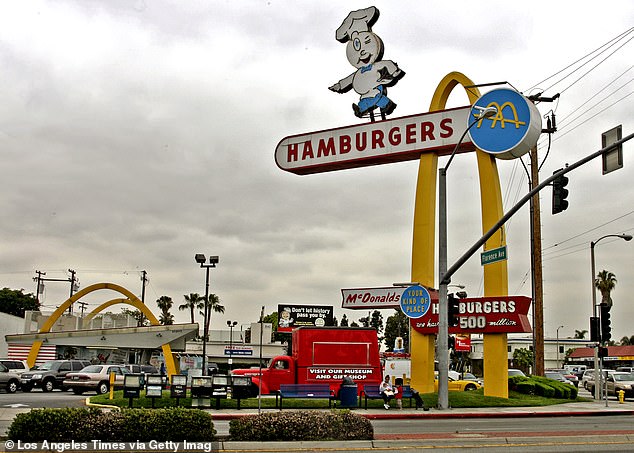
xmin=42 ymin=379 xmax=55 ymax=393
xmin=7 ymin=379 xmax=19 ymax=394
xmin=97 ymin=382 xmax=109 ymax=395
xmin=464 ymin=384 xmax=477 ymax=391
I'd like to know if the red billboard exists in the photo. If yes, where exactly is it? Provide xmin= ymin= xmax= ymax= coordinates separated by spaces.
xmin=411 ymin=296 xmax=532 ymax=335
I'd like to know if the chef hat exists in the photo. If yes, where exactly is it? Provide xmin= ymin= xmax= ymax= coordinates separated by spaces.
xmin=335 ymin=6 xmax=380 ymax=43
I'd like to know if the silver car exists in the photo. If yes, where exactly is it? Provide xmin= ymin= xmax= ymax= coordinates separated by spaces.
xmin=0 ymin=362 xmax=20 ymax=393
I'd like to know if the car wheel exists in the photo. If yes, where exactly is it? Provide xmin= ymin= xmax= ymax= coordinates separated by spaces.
xmin=97 ymin=382 xmax=109 ymax=395
xmin=7 ymin=380 xmax=19 ymax=394
xmin=465 ymin=384 xmax=477 ymax=391
xmin=42 ymin=379 xmax=55 ymax=393
xmin=73 ymin=389 xmax=84 ymax=395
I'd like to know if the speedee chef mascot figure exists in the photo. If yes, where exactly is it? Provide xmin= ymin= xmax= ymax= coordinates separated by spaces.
xmin=329 ymin=6 xmax=405 ymax=118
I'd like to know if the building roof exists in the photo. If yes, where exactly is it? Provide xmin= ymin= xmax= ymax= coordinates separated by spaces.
xmin=568 ymin=345 xmax=634 ymax=359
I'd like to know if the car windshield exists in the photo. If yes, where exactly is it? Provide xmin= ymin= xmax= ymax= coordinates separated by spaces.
xmin=38 ymin=361 xmax=59 ymax=371
xmin=80 ymin=365 xmax=104 ymax=373
xmin=614 ymin=374 xmax=634 ymax=381
xmin=546 ymin=373 xmax=564 ymax=379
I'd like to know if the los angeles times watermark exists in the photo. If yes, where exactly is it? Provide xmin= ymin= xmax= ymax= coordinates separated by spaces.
xmin=4 ymin=439 xmax=219 ymax=452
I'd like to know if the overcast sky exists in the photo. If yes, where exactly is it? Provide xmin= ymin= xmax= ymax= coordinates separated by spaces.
xmin=1 ymin=1 xmax=632 ymax=342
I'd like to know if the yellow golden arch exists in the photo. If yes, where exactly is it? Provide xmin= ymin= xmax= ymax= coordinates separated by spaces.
xmin=26 ymin=283 xmax=177 ymax=377
xmin=409 ymin=72 xmax=509 ymax=398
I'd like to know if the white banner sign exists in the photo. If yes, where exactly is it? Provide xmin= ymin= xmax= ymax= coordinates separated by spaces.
xmin=276 ymin=107 xmax=471 ymax=175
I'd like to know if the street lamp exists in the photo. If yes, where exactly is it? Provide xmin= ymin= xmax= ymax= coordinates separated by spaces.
xmin=556 ymin=325 xmax=564 ymax=368
xmin=438 ymin=105 xmax=498 ymax=410
xmin=227 ymin=320 xmax=238 ymax=371
xmin=195 ymin=254 xmax=219 ymax=376
xmin=590 ymin=233 xmax=632 ymax=399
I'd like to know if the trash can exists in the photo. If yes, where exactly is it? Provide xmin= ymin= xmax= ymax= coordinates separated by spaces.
xmin=339 ymin=377 xmax=358 ymax=408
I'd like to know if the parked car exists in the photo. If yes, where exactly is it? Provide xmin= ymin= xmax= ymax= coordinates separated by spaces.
xmin=508 ymin=369 xmax=526 ymax=377
xmin=122 ymin=364 xmax=159 ymax=386
xmin=581 ymin=369 xmax=595 ymax=390
xmin=616 ymin=366 xmax=634 ymax=373
xmin=0 ymin=359 xmax=29 ymax=376
xmin=585 ymin=369 xmax=618 ymax=396
xmin=606 ymin=372 xmax=634 ymax=398
xmin=0 ymin=362 xmax=20 ymax=393
xmin=63 ymin=364 xmax=131 ymax=394
xmin=20 ymin=359 xmax=91 ymax=392
xmin=436 ymin=372 xmax=481 ymax=391
xmin=544 ymin=371 xmax=573 ymax=385
xmin=449 ymin=370 xmax=483 ymax=386
xmin=546 ymin=369 xmax=579 ymax=387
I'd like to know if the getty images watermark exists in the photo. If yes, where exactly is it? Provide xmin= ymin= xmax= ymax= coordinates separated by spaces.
xmin=4 ymin=440 xmax=219 ymax=452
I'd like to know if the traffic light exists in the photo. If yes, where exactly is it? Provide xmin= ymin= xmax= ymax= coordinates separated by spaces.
xmin=448 ymin=293 xmax=460 ymax=327
xmin=598 ymin=346 xmax=609 ymax=358
xmin=448 ymin=335 xmax=455 ymax=350
xmin=600 ymin=303 xmax=612 ymax=343
xmin=590 ymin=316 xmax=601 ymax=342
xmin=552 ymin=170 xmax=569 ymax=214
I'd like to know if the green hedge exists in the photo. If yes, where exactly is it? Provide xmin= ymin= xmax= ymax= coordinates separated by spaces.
xmin=8 ymin=408 xmax=216 ymax=442
xmin=229 ymin=410 xmax=373 ymax=441
xmin=508 ymin=375 xmax=577 ymax=399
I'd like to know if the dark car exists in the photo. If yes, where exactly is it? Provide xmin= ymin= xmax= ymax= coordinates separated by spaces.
xmin=20 ymin=359 xmax=91 ymax=392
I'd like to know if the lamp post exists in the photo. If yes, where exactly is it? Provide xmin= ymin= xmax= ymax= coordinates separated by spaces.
xmin=438 ymin=105 xmax=498 ymax=410
xmin=556 ymin=325 xmax=564 ymax=368
xmin=590 ymin=234 xmax=632 ymax=399
xmin=195 ymin=254 xmax=219 ymax=376
xmin=227 ymin=320 xmax=237 ymax=371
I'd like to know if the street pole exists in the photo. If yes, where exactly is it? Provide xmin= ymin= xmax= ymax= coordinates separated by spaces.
xmin=529 ymin=148 xmax=545 ymax=377
xmin=203 ymin=266 xmax=210 ymax=376
xmin=556 ymin=325 xmax=563 ymax=368
xmin=590 ymin=233 xmax=632 ymax=399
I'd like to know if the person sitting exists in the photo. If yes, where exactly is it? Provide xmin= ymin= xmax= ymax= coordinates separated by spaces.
xmin=379 ymin=375 xmax=395 ymax=410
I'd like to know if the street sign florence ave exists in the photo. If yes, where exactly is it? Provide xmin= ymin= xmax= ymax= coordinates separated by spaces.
xmin=275 ymin=107 xmax=471 ymax=175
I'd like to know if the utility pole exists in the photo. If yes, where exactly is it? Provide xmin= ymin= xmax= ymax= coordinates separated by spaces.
xmin=140 ymin=270 xmax=148 ymax=326
xmin=530 ymin=147 xmax=545 ymax=376
xmin=33 ymin=270 xmax=46 ymax=305
xmin=68 ymin=269 xmax=77 ymax=314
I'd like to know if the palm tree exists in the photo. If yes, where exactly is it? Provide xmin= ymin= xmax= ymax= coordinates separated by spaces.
xmin=156 ymin=295 xmax=174 ymax=325
xmin=574 ymin=329 xmax=587 ymax=339
xmin=179 ymin=293 xmax=204 ymax=324
xmin=199 ymin=293 xmax=225 ymax=340
xmin=595 ymin=270 xmax=617 ymax=308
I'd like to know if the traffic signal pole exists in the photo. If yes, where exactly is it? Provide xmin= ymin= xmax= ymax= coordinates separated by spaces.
xmin=441 ymin=132 xmax=633 ymax=287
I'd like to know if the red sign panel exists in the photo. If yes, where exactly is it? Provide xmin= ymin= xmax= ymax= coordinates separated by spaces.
xmin=411 ymin=296 xmax=532 ymax=334
xmin=454 ymin=334 xmax=471 ymax=352
xmin=275 ymin=107 xmax=472 ymax=175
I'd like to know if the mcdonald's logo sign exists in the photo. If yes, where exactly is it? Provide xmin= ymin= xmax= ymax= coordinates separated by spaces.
xmin=468 ymin=88 xmax=541 ymax=160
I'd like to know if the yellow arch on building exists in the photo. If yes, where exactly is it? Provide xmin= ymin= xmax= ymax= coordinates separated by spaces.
xmin=26 ymin=283 xmax=177 ymax=377
xmin=410 ymin=71 xmax=509 ymax=398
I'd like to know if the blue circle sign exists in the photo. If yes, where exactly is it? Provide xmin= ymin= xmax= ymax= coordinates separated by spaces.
xmin=400 ymin=285 xmax=431 ymax=319
xmin=468 ymin=88 xmax=542 ymax=160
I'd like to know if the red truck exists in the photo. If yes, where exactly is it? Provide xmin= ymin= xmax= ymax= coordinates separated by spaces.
xmin=231 ymin=327 xmax=382 ymax=395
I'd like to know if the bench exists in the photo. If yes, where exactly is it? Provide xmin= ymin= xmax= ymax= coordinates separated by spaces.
xmin=361 ymin=384 xmax=415 ymax=409
xmin=277 ymin=384 xmax=335 ymax=409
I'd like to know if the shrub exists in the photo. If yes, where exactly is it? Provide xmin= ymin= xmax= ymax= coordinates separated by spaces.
xmin=229 ymin=410 xmax=373 ymax=441
xmin=7 ymin=408 xmax=215 ymax=442
xmin=516 ymin=381 xmax=535 ymax=395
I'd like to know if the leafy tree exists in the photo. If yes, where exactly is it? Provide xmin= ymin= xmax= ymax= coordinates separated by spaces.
xmin=198 ymin=293 xmax=225 ymax=341
xmin=574 ymin=329 xmax=587 ymax=339
xmin=0 ymin=287 xmax=40 ymax=317
xmin=340 ymin=314 xmax=349 ymax=327
xmin=595 ymin=269 xmax=617 ymax=308
xmin=120 ymin=308 xmax=150 ymax=327
xmin=156 ymin=295 xmax=174 ymax=325
xmin=350 ymin=321 xmax=359 ymax=327
xmin=620 ymin=335 xmax=634 ymax=346
xmin=384 ymin=309 xmax=409 ymax=352
xmin=179 ymin=293 xmax=204 ymax=324
xmin=512 ymin=348 xmax=533 ymax=375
